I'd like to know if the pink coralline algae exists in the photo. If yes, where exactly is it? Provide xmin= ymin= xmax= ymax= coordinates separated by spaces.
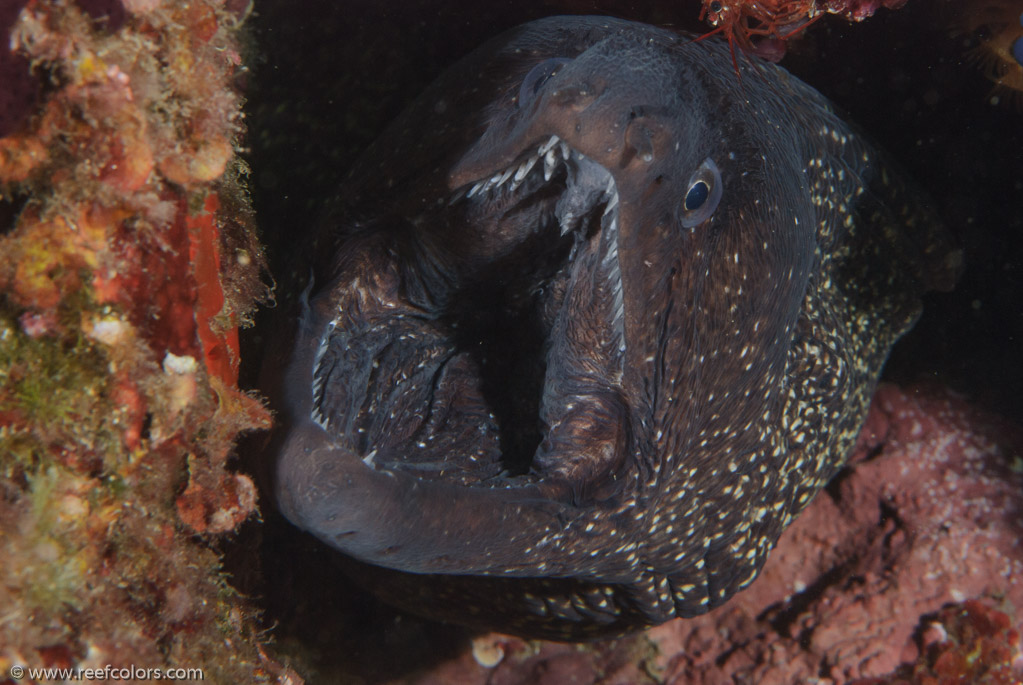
xmin=385 ymin=384 xmax=1023 ymax=685
xmin=831 ymin=0 xmax=909 ymax=22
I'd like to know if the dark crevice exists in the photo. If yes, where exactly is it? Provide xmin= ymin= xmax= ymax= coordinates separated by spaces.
xmin=878 ymin=498 xmax=906 ymax=555
xmin=761 ymin=558 xmax=862 ymax=640
xmin=823 ymin=436 xmax=886 ymax=502
xmin=0 ymin=195 xmax=28 ymax=238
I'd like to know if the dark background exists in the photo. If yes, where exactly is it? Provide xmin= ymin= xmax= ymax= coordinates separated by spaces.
xmin=236 ymin=0 xmax=1023 ymax=680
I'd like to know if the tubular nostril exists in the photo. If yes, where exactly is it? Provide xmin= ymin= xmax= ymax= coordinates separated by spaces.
xmin=625 ymin=122 xmax=656 ymax=163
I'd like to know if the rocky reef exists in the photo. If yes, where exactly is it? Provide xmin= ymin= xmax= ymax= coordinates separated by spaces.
xmin=0 ymin=0 xmax=295 ymax=681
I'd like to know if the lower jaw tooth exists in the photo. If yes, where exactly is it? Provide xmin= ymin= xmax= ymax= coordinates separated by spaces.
xmin=560 ymin=210 xmax=574 ymax=235
xmin=605 ymin=192 xmax=619 ymax=214
xmin=544 ymin=149 xmax=557 ymax=180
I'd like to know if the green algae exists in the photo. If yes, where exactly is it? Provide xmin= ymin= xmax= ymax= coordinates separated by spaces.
xmin=0 ymin=309 xmax=119 ymax=472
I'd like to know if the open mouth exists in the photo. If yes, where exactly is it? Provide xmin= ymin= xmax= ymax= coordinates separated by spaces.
xmin=309 ymin=133 xmax=627 ymax=484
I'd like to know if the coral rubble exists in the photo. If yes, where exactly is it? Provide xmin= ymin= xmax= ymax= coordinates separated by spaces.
xmin=0 ymin=0 xmax=293 ymax=681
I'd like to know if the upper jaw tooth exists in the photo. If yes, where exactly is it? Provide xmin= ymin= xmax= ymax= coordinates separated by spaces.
xmin=459 ymin=134 xmax=572 ymax=200
xmin=510 ymin=154 xmax=538 ymax=192
xmin=514 ymin=155 xmax=537 ymax=182
xmin=538 ymin=134 xmax=560 ymax=155
xmin=496 ymin=166 xmax=515 ymax=187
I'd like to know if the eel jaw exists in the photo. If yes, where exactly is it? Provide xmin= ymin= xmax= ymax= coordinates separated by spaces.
xmin=305 ymin=131 xmax=629 ymax=488
xmin=275 ymin=128 xmax=637 ymax=578
xmin=447 ymin=133 xmax=633 ymax=492
xmin=451 ymin=133 xmax=625 ymax=359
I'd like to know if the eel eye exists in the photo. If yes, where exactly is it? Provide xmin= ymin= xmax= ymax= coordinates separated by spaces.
xmin=518 ymin=57 xmax=572 ymax=107
xmin=680 ymin=157 xmax=722 ymax=228
xmin=685 ymin=181 xmax=709 ymax=210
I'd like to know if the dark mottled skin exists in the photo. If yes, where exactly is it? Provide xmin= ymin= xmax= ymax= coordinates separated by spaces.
xmin=264 ymin=16 xmax=959 ymax=639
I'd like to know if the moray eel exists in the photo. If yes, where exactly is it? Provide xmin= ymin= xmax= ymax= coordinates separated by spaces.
xmin=266 ymin=16 xmax=959 ymax=639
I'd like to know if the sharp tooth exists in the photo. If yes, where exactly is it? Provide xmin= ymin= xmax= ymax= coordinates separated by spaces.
xmin=497 ymin=166 xmax=514 ymax=187
xmin=560 ymin=210 xmax=574 ymax=235
xmin=602 ymin=218 xmax=619 ymax=265
xmin=602 ymin=243 xmax=617 ymax=267
xmin=448 ymin=187 xmax=467 ymax=205
xmin=604 ymin=190 xmax=619 ymax=215
xmin=610 ymin=280 xmax=622 ymax=300
xmin=467 ymin=181 xmax=485 ymax=198
xmin=539 ymin=135 xmax=560 ymax=155
xmin=514 ymin=154 xmax=538 ymax=182
xmin=559 ymin=141 xmax=570 ymax=159
xmin=544 ymin=148 xmax=558 ymax=180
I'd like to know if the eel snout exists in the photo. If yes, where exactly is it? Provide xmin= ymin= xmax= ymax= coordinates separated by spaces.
xmin=451 ymin=33 xmax=685 ymax=197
